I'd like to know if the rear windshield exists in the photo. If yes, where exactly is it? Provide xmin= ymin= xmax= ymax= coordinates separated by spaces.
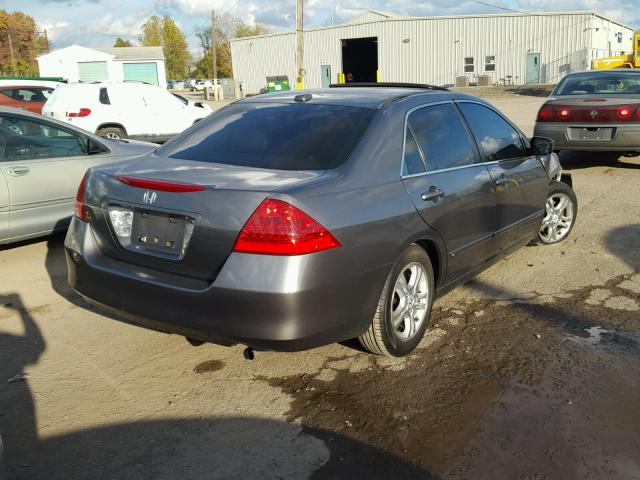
xmin=555 ymin=72 xmax=640 ymax=95
xmin=157 ymin=102 xmax=375 ymax=170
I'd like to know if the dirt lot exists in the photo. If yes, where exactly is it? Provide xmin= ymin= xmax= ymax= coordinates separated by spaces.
xmin=1 ymin=90 xmax=640 ymax=480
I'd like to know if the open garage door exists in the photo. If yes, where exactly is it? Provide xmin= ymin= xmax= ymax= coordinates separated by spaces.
xmin=342 ymin=37 xmax=378 ymax=83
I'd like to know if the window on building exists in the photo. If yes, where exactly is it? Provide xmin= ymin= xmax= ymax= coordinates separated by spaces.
xmin=485 ymin=56 xmax=496 ymax=72
xmin=464 ymin=57 xmax=474 ymax=73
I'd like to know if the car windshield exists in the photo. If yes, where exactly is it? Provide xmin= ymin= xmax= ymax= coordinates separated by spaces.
xmin=555 ymin=72 xmax=640 ymax=95
xmin=157 ymin=102 xmax=376 ymax=170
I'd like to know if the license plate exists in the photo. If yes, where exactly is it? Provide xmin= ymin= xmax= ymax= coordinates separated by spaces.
xmin=569 ymin=128 xmax=613 ymax=141
xmin=130 ymin=210 xmax=190 ymax=254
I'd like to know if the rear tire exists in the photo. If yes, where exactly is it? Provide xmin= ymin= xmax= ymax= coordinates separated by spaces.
xmin=96 ymin=126 xmax=126 ymax=140
xmin=359 ymin=245 xmax=435 ymax=357
xmin=536 ymin=180 xmax=577 ymax=245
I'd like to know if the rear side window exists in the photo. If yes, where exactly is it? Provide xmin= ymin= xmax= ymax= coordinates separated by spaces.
xmin=459 ymin=103 xmax=527 ymax=161
xmin=402 ymin=128 xmax=426 ymax=176
xmin=99 ymin=87 xmax=110 ymax=105
xmin=158 ymin=103 xmax=375 ymax=170
xmin=407 ymin=103 xmax=476 ymax=172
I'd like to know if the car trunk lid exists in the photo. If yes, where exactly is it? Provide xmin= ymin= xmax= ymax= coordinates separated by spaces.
xmin=85 ymin=155 xmax=325 ymax=283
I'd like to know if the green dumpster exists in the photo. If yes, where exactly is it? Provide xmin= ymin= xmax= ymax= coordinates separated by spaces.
xmin=266 ymin=75 xmax=290 ymax=92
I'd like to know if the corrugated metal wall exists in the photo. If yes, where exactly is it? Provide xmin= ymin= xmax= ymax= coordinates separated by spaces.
xmin=231 ymin=12 xmax=635 ymax=94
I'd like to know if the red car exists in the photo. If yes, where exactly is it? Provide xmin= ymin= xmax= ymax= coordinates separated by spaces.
xmin=0 ymin=86 xmax=54 ymax=114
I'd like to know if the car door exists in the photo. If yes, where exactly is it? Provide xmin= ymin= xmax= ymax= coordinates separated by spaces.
xmin=141 ymin=86 xmax=189 ymax=138
xmin=457 ymin=101 xmax=548 ymax=252
xmin=0 ymin=113 xmax=91 ymax=240
xmin=107 ymin=85 xmax=149 ymax=139
xmin=401 ymin=102 xmax=498 ymax=284
xmin=0 ymin=169 xmax=8 ymax=242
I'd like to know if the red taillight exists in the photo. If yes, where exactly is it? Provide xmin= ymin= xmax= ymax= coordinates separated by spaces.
xmin=556 ymin=107 xmax=572 ymax=121
xmin=616 ymin=105 xmax=633 ymax=121
xmin=67 ymin=108 xmax=91 ymax=118
xmin=233 ymin=199 xmax=341 ymax=256
xmin=537 ymin=104 xmax=555 ymax=122
xmin=74 ymin=173 xmax=89 ymax=222
xmin=116 ymin=176 xmax=207 ymax=192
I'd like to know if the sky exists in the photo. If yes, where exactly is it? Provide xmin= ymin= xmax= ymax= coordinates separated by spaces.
xmin=2 ymin=0 xmax=639 ymax=58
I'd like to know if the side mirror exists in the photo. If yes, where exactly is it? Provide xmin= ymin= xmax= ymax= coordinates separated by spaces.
xmin=530 ymin=136 xmax=554 ymax=156
xmin=87 ymin=137 xmax=106 ymax=154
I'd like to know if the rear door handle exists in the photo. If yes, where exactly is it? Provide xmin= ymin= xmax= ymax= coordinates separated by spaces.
xmin=7 ymin=166 xmax=30 ymax=177
xmin=494 ymin=174 xmax=508 ymax=186
xmin=421 ymin=187 xmax=445 ymax=202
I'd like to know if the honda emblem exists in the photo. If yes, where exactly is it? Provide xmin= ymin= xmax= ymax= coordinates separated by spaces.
xmin=143 ymin=191 xmax=157 ymax=204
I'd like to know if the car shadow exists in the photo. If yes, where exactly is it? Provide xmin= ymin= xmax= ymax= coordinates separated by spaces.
xmin=559 ymin=151 xmax=640 ymax=170
xmin=0 ymin=294 xmax=434 ymax=479
xmin=604 ymin=224 xmax=640 ymax=272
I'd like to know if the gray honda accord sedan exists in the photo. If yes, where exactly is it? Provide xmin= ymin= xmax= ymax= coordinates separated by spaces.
xmin=65 ymin=84 xmax=577 ymax=357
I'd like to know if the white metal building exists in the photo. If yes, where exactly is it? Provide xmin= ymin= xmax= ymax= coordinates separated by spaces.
xmin=37 ymin=45 xmax=167 ymax=89
xmin=230 ymin=11 xmax=635 ymax=94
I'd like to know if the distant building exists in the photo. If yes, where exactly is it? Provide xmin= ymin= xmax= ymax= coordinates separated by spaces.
xmin=37 ymin=45 xmax=166 ymax=89
xmin=230 ymin=10 xmax=635 ymax=93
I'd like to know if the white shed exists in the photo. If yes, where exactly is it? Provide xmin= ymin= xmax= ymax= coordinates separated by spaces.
xmin=37 ymin=45 xmax=167 ymax=89
xmin=230 ymin=10 xmax=636 ymax=94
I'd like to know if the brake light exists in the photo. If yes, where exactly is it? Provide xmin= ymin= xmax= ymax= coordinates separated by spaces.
xmin=116 ymin=176 xmax=207 ymax=192
xmin=616 ymin=105 xmax=633 ymax=121
xmin=537 ymin=104 xmax=555 ymax=122
xmin=233 ymin=199 xmax=341 ymax=256
xmin=556 ymin=107 xmax=572 ymax=121
xmin=74 ymin=173 xmax=90 ymax=222
xmin=67 ymin=108 xmax=91 ymax=118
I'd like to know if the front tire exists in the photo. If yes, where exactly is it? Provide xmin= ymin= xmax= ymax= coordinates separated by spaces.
xmin=536 ymin=180 xmax=577 ymax=245
xmin=359 ymin=245 xmax=435 ymax=357
xmin=96 ymin=126 xmax=126 ymax=140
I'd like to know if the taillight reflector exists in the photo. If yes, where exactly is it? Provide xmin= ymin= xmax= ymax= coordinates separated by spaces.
xmin=116 ymin=176 xmax=207 ymax=192
xmin=233 ymin=199 xmax=341 ymax=256
xmin=67 ymin=108 xmax=91 ymax=118
xmin=74 ymin=173 xmax=90 ymax=222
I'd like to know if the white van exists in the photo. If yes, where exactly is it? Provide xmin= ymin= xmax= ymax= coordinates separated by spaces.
xmin=43 ymin=82 xmax=212 ymax=143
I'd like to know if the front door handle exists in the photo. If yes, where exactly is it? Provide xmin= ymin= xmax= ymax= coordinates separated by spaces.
xmin=494 ymin=174 xmax=508 ymax=186
xmin=421 ymin=187 xmax=445 ymax=202
xmin=7 ymin=166 xmax=30 ymax=177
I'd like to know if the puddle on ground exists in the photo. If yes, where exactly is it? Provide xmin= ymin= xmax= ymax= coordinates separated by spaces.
xmin=260 ymin=273 xmax=640 ymax=476
xmin=193 ymin=360 xmax=225 ymax=374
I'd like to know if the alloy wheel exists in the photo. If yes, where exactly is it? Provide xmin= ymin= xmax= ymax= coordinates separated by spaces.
xmin=390 ymin=262 xmax=429 ymax=341
xmin=539 ymin=192 xmax=574 ymax=243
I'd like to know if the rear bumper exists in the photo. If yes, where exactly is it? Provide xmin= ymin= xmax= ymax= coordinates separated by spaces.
xmin=65 ymin=219 xmax=388 ymax=351
xmin=534 ymin=123 xmax=640 ymax=151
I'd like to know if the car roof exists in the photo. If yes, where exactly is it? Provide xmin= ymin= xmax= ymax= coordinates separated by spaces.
xmin=563 ymin=69 xmax=640 ymax=77
xmin=237 ymin=87 xmax=469 ymax=109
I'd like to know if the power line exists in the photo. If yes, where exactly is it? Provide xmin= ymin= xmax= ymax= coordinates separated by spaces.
xmin=468 ymin=0 xmax=523 ymax=14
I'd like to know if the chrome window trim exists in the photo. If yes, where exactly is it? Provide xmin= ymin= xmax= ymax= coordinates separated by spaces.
xmin=400 ymin=100 xmax=481 ymax=179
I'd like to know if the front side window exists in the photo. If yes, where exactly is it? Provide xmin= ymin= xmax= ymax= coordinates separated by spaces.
xmin=158 ymin=103 xmax=376 ymax=170
xmin=407 ymin=103 xmax=476 ymax=172
xmin=464 ymin=57 xmax=474 ymax=73
xmin=458 ymin=103 xmax=527 ymax=161
xmin=0 ymin=114 xmax=86 ymax=161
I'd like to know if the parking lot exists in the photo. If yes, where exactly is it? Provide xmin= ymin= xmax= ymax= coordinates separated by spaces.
xmin=1 ymin=89 xmax=640 ymax=479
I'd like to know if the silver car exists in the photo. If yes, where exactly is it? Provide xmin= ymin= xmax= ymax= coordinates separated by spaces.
xmin=0 ymin=107 xmax=156 ymax=245
xmin=534 ymin=69 xmax=640 ymax=154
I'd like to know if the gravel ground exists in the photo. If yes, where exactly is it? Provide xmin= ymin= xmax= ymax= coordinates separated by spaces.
xmin=1 ymin=89 xmax=640 ymax=480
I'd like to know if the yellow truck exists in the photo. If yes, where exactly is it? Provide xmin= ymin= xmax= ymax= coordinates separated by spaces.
xmin=592 ymin=31 xmax=640 ymax=70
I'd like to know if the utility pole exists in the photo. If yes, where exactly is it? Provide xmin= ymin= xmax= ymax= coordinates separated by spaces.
xmin=44 ymin=29 xmax=50 ymax=53
xmin=211 ymin=9 xmax=217 ymax=81
xmin=7 ymin=32 xmax=16 ymax=76
xmin=295 ymin=0 xmax=304 ymax=89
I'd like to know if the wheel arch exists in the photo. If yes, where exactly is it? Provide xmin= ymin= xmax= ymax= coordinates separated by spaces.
xmin=413 ymin=236 xmax=446 ymax=289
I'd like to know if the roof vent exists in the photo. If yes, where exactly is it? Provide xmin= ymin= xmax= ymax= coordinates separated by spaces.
xmin=294 ymin=93 xmax=312 ymax=103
